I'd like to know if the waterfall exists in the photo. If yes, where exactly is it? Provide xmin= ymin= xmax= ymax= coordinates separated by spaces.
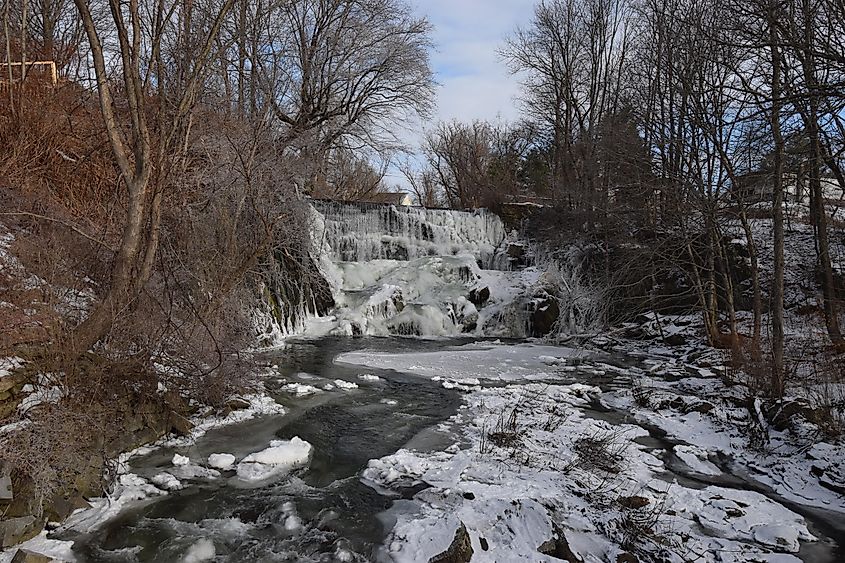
xmin=258 ymin=199 xmax=599 ymax=340
xmin=311 ymin=200 xmax=510 ymax=270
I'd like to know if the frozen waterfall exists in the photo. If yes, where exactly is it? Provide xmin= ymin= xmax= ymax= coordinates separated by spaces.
xmin=256 ymin=199 xmax=600 ymax=340
xmin=311 ymin=200 xmax=510 ymax=270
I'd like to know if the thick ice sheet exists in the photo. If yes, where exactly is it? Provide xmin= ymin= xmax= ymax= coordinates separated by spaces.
xmin=337 ymin=342 xmax=579 ymax=382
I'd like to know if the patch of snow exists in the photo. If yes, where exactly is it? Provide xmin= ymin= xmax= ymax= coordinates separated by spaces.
xmin=337 ymin=342 xmax=579 ymax=382
xmin=0 ymin=531 xmax=77 ymax=563
xmin=172 ymin=454 xmax=190 ymax=466
xmin=673 ymin=445 xmax=721 ymax=476
xmin=235 ymin=437 xmax=313 ymax=482
xmin=208 ymin=453 xmax=236 ymax=470
xmin=357 ymin=373 xmax=382 ymax=382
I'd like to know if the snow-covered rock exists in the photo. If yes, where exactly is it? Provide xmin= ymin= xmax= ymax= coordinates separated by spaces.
xmin=235 ymin=437 xmax=313 ymax=482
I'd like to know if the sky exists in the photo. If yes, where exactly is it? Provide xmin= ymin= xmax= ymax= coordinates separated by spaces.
xmin=415 ymin=0 xmax=534 ymax=124
xmin=385 ymin=0 xmax=535 ymax=188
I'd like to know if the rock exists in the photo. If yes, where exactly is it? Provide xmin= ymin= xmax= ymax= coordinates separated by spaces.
xmin=663 ymin=334 xmax=687 ymax=346
xmin=507 ymin=243 xmax=526 ymax=259
xmin=429 ymin=522 xmax=473 ymax=563
xmin=616 ymin=554 xmax=639 ymax=563
xmin=226 ymin=396 xmax=251 ymax=411
xmin=1 ymin=516 xmax=39 ymax=548
xmin=530 ymin=297 xmax=560 ymax=337
xmin=169 ymin=412 xmax=194 ymax=436
xmin=47 ymin=493 xmax=91 ymax=521
xmin=10 ymin=549 xmax=55 ymax=563
xmin=762 ymin=398 xmax=826 ymax=431
xmin=0 ymin=468 xmax=12 ymax=502
xmin=538 ymin=523 xmax=583 ymax=562
xmin=468 ymin=286 xmax=490 ymax=306
xmin=618 ymin=496 xmax=650 ymax=510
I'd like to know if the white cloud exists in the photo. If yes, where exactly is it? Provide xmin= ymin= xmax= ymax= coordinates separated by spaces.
xmin=416 ymin=0 xmax=534 ymax=124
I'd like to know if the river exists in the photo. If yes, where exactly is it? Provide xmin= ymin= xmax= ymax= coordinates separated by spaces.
xmin=57 ymin=337 xmax=843 ymax=562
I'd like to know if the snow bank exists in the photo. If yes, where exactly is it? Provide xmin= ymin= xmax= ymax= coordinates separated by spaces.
xmin=208 ymin=453 xmax=236 ymax=470
xmin=362 ymin=374 xmax=820 ymax=563
xmin=235 ymin=437 xmax=313 ymax=482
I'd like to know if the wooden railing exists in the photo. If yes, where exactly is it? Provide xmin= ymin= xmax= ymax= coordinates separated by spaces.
xmin=0 ymin=60 xmax=58 ymax=87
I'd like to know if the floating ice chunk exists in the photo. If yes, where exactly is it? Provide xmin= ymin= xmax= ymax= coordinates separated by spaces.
xmin=333 ymin=379 xmax=358 ymax=390
xmin=674 ymin=445 xmax=721 ymax=476
xmin=282 ymin=383 xmax=321 ymax=396
xmin=170 ymin=464 xmax=220 ymax=481
xmin=539 ymin=355 xmax=565 ymax=366
xmin=236 ymin=437 xmax=313 ymax=482
xmin=323 ymin=383 xmax=335 ymax=390
xmin=151 ymin=472 xmax=182 ymax=491
xmin=358 ymin=374 xmax=382 ymax=382
xmin=172 ymin=454 xmax=190 ymax=466
xmin=208 ymin=453 xmax=236 ymax=470
xmin=182 ymin=538 xmax=215 ymax=562
xmin=380 ymin=398 xmax=398 ymax=406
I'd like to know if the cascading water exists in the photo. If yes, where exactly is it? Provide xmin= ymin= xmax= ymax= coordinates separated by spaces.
xmin=256 ymin=199 xmax=604 ymax=341
xmin=310 ymin=200 xmax=510 ymax=270
xmin=302 ymin=200 xmax=552 ymax=338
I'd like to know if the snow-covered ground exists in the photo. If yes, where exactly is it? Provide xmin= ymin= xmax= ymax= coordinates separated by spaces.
xmin=348 ymin=340 xmax=843 ymax=562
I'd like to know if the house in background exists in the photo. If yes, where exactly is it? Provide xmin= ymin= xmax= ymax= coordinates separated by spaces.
xmin=360 ymin=191 xmax=414 ymax=206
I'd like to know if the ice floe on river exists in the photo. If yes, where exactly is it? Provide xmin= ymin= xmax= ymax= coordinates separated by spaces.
xmin=235 ymin=436 xmax=313 ymax=483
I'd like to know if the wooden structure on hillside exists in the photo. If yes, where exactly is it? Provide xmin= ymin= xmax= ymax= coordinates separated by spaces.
xmin=0 ymin=60 xmax=58 ymax=90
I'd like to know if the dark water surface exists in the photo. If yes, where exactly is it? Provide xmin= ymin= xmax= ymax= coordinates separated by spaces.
xmin=62 ymin=338 xmax=467 ymax=562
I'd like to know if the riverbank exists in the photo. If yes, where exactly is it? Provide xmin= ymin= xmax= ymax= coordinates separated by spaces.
xmin=2 ymin=336 xmax=841 ymax=562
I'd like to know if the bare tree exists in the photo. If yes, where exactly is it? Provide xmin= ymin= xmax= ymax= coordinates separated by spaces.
xmin=68 ymin=0 xmax=234 ymax=355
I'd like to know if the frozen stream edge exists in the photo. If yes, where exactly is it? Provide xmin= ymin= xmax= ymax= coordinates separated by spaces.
xmin=4 ymin=339 xmax=843 ymax=562
xmin=342 ymin=340 xmax=844 ymax=563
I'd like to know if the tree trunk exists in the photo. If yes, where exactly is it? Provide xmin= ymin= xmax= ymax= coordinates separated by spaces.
xmin=799 ymin=0 xmax=843 ymax=346
xmin=769 ymin=4 xmax=786 ymax=398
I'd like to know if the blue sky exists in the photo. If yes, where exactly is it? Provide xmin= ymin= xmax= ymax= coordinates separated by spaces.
xmin=386 ymin=0 xmax=535 ymax=189
xmin=415 ymin=0 xmax=535 ymax=124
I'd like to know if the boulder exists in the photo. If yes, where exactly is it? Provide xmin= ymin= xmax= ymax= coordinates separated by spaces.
xmin=429 ymin=522 xmax=473 ymax=563
xmin=226 ymin=396 xmax=251 ymax=411
xmin=1 ymin=466 xmax=12 ymax=502
xmin=538 ymin=523 xmax=583 ymax=562
xmin=1 ymin=516 xmax=39 ymax=548
xmin=468 ymin=286 xmax=490 ymax=307
xmin=530 ymin=297 xmax=560 ymax=337
xmin=169 ymin=412 xmax=194 ymax=436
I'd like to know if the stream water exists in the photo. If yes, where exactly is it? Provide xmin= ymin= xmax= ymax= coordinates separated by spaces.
xmin=59 ymin=337 xmax=842 ymax=562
